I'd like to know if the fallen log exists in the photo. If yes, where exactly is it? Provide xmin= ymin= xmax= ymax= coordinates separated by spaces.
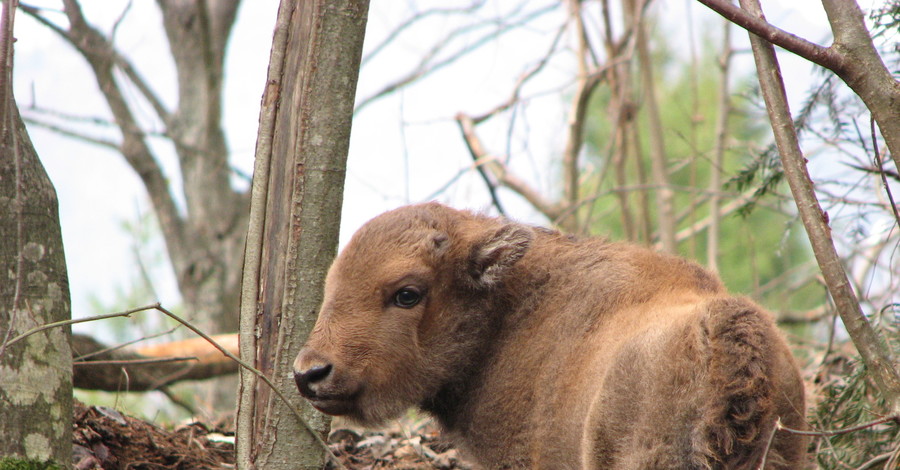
xmin=72 ymin=333 xmax=239 ymax=392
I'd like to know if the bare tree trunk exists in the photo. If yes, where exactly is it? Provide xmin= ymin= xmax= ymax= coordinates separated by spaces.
xmin=707 ymin=19 xmax=732 ymax=273
xmin=236 ymin=1 xmax=369 ymax=469
xmin=156 ymin=0 xmax=246 ymax=335
xmin=0 ymin=0 xmax=73 ymax=464
xmin=634 ymin=7 xmax=677 ymax=254
xmin=740 ymin=0 xmax=900 ymax=412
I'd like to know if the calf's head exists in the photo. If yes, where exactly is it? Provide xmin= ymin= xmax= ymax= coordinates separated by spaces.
xmin=293 ymin=203 xmax=532 ymax=425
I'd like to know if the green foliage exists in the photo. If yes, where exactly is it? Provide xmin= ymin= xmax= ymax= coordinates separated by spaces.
xmin=580 ymin=23 xmax=819 ymax=312
xmin=0 ymin=459 xmax=62 ymax=470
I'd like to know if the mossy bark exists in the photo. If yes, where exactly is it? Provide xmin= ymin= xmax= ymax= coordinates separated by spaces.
xmin=0 ymin=103 xmax=74 ymax=466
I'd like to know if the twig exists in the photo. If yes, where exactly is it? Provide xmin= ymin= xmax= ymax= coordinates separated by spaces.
xmin=778 ymin=414 xmax=899 ymax=437
xmin=757 ymin=414 xmax=900 ymax=469
xmin=73 ymin=357 xmax=198 ymax=366
xmin=755 ymin=417 xmax=781 ymax=470
xmin=708 ymin=18 xmax=732 ymax=272
xmin=3 ymin=304 xmax=157 ymax=351
xmin=151 ymin=303 xmax=345 ymax=469
xmin=22 ymin=115 xmax=120 ymax=149
xmin=361 ymin=1 xmax=487 ymax=67
xmin=470 ymin=21 xmax=567 ymax=124
xmin=109 ymin=0 xmax=132 ymax=43
xmin=871 ymin=117 xmax=900 ymax=229
xmin=455 ymin=114 xmax=506 ymax=216
xmin=355 ymin=3 xmax=557 ymax=113
xmin=159 ymin=386 xmax=198 ymax=416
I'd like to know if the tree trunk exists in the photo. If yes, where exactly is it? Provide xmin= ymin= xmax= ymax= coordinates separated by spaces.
xmin=0 ymin=2 xmax=73 ymax=463
xmin=236 ymin=1 xmax=369 ymax=469
xmin=156 ymin=0 xmax=246 ymax=336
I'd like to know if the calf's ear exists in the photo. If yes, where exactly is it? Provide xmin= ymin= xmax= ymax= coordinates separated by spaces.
xmin=469 ymin=223 xmax=533 ymax=287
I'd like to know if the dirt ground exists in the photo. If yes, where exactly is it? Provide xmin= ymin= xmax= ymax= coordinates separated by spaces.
xmin=72 ymin=401 xmax=471 ymax=469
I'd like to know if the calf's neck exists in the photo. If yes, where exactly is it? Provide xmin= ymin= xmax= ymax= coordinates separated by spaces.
xmin=294 ymin=203 xmax=807 ymax=469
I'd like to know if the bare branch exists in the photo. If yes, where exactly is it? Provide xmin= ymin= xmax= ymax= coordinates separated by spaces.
xmin=456 ymin=112 xmax=563 ymax=220
xmin=455 ymin=113 xmax=506 ymax=215
xmin=361 ymin=0 xmax=487 ymax=67
xmin=355 ymin=3 xmax=558 ymax=113
xmin=707 ymin=19 xmax=733 ymax=272
xmin=634 ymin=0 xmax=676 ymax=253
xmin=559 ymin=0 xmax=603 ymax=231
xmin=22 ymin=115 xmax=119 ymax=149
xmin=698 ymin=0 xmax=900 ymax=168
xmin=470 ymin=22 xmax=567 ymax=124
xmin=871 ymin=115 xmax=900 ymax=230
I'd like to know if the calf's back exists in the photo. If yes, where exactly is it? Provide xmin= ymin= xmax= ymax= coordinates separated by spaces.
xmin=293 ymin=203 xmax=807 ymax=469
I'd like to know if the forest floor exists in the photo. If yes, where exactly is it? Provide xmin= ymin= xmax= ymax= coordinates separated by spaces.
xmin=72 ymin=400 xmax=472 ymax=470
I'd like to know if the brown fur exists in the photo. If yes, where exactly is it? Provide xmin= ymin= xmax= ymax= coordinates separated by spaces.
xmin=294 ymin=203 xmax=807 ymax=469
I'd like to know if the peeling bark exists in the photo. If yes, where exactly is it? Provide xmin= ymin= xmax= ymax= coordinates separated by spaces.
xmin=236 ymin=1 xmax=370 ymax=469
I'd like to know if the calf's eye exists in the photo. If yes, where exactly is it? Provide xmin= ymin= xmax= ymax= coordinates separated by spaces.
xmin=393 ymin=287 xmax=422 ymax=308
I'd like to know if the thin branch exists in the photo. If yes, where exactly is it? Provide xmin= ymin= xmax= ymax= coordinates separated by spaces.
xmin=455 ymin=113 xmax=506 ymax=216
xmin=22 ymin=115 xmax=119 ymax=149
xmin=635 ymin=1 xmax=676 ymax=253
xmin=669 ymin=189 xmax=758 ymax=246
xmin=355 ymin=3 xmax=557 ymax=113
xmin=755 ymin=417 xmax=781 ymax=470
xmin=109 ymin=0 xmax=132 ymax=43
xmin=779 ymin=414 xmax=900 ymax=437
xmin=361 ymin=1 xmax=487 ymax=67
xmin=871 ymin=117 xmax=900 ymax=229
xmin=470 ymin=21 xmax=567 ymax=124
xmin=707 ymin=18 xmax=732 ymax=272
xmin=73 ymin=327 xmax=180 ymax=362
xmin=558 ymin=0 xmax=602 ymax=231
xmin=2 ymin=304 xmax=156 ymax=352
xmin=456 ymin=112 xmax=563 ymax=220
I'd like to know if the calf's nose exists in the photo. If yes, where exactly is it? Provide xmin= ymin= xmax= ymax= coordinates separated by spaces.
xmin=294 ymin=349 xmax=334 ymax=397
xmin=294 ymin=363 xmax=332 ymax=397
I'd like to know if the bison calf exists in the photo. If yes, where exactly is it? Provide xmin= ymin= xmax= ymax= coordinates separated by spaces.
xmin=294 ymin=203 xmax=806 ymax=469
